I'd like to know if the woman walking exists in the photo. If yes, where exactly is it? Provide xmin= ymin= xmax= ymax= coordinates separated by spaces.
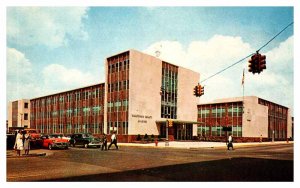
xmin=14 ymin=130 xmax=24 ymax=156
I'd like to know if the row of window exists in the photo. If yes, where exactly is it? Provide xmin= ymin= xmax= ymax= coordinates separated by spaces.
xmin=198 ymin=125 xmax=243 ymax=137
xmin=107 ymin=100 xmax=129 ymax=112
xmin=107 ymin=121 xmax=128 ymax=135
xmin=108 ymin=59 xmax=130 ymax=73
xmin=31 ymin=106 xmax=103 ymax=119
xmin=31 ymin=88 xmax=104 ymax=107
xmin=198 ymin=107 xmax=243 ymax=117
xmin=107 ymin=80 xmax=129 ymax=92
xmin=38 ymin=123 xmax=104 ymax=134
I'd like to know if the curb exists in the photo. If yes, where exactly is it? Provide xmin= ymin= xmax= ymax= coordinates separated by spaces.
xmin=7 ymin=153 xmax=46 ymax=159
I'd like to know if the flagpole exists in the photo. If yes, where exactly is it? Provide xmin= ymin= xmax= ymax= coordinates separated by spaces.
xmin=242 ymin=69 xmax=245 ymax=113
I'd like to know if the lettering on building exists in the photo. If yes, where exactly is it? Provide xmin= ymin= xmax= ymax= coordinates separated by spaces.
xmin=131 ymin=114 xmax=152 ymax=124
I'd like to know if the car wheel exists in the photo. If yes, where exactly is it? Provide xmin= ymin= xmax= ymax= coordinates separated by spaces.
xmin=48 ymin=144 xmax=52 ymax=150
xmin=84 ymin=143 xmax=88 ymax=148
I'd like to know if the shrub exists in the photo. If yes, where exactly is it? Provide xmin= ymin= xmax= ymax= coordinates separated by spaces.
xmin=151 ymin=134 xmax=155 ymax=141
xmin=144 ymin=134 xmax=149 ymax=141
xmin=137 ymin=134 xmax=141 ymax=141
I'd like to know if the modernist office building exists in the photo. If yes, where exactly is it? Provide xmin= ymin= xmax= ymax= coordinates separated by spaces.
xmin=28 ymin=49 xmax=199 ymax=142
xmin=9 ymin=49 xmax=292 ymax=142
xmin=197 ymin=96 xmax=292 ymax=141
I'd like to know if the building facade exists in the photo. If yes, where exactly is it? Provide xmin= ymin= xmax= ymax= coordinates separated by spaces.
xmin=197 ymin=96 xmax=292 ymax=141
xmin=8 ymin=99 xmax=30 ymax=129
xmin=30 ymin=83 xmax=105 ymax=135
xmin=104 ymin=50 xmax=199 ymax=142
xmin=28 ymin=49 xmax=200 ymax=142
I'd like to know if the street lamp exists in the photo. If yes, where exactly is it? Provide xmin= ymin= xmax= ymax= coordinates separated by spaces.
xmin=20 ymin=113 xmax=23 ymax=127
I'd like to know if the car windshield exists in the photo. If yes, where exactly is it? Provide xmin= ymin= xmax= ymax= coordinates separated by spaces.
xmin=82 ymin=134 xmax=93 ymax=138
xmin=49 ymin=134 xmax=62 ymax=138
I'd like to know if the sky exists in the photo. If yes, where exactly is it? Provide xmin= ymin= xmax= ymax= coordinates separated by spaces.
xmin=6 ymin=6 xmax=294 ymax=116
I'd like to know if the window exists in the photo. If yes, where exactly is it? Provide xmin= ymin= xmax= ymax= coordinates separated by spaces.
xmin=24 ymin=113 xmax=28 ymax=120
xmin=24 ymin=102 xmax=29 ymax=108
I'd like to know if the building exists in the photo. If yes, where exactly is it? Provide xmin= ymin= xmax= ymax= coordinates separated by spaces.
xmin=29 ymin=49 xmax=200 ymax=142
xmin=8 ymin=99 xmax=31 ymax=129
xmin=30 ymin=83 xmax=105 ymax=136
xmin=197 ymin=96 xmax=292 ymax=142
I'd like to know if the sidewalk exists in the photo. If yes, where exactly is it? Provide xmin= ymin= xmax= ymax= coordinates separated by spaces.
xmin=7 ymin=149 xmax=48 ymax=159
xmin=7 ymin=141 xmax=292 ymax=158
xmin=118 ymin=141 xmax=293 ymax=149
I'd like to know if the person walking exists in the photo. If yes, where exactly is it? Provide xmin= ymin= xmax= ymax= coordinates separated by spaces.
xmin=227 ymin=134 xmax=234 ymax=150
xmin=101 ymin=133 xmax=108 ymax=151
xmin=108 ymin=131 xmax=118 ymax=150
xmin=23 ymin=131 xmax=31 ymax=155
xmin=14 ymin=130 xmax=24 ymax=156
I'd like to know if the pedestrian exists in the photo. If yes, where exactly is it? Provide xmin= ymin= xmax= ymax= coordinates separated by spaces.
xmin=227 ymin=134 xmax=234 ymax=150
xmin=108 ymin=131 xmax=118 ymax=150
xmin=24 ymin=131 xmax=31 ymax=155
xmin=260 ymin=134 xmax=263 ymax=143
xmin=101 ymin=133 xmax=108 ymax=151
xmin=14 ymin=130 xmax=24 ymax=156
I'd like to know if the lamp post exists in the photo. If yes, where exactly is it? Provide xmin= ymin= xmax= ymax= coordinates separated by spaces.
xmin=165 ymin=118 xmax=169 ymax=146
xmin=20 ymin=113 xmax=23 ymax=127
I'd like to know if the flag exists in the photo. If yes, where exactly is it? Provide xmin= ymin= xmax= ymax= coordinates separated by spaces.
xmin=241 ymin=69 xmax=245 ymax=85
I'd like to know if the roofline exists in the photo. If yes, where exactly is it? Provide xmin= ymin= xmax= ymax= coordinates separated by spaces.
xmin=106 ymin=49 xmax=199 ymax=76
xmin=198 ymin=96 xmax=289 ymax=109
xmin=30 ymin=82 xmax=105 ymax=100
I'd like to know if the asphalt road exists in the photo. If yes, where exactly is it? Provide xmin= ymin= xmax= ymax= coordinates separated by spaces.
xmin=7 ymin=143 xmax=293 ymax=182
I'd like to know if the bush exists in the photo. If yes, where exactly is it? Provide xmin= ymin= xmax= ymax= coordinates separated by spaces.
xmin=137 ymin=134 xmax=141 ymax=141
xmin=158 ymin=135 xmax=162 ymax=141
xmin=151 ymin=134 xmax=155 ymax=141
xmin=144 ymin=134 xmax=149 ymax=141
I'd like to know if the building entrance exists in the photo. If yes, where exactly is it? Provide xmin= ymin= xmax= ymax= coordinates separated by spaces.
xmin=158 ymin=122 xmax=193 ymax=140
xmin=174 ymin=124 xmax=193 ymax=140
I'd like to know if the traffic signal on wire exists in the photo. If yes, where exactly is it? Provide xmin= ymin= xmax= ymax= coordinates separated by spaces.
xmin=200 ymin=85 xmax=204 ymax=96
xmin=248 ymin=53 xmax=267 ymax=74
xmin=248 ymin=54 xmax=257 ymax=74
xmin=193 ymin=86 xmax=198 ymax=96
xmin=258 ymin=54 xmax=266 ymax=73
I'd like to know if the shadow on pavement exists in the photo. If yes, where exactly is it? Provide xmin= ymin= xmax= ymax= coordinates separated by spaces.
xmin=40 ymin=157 xmax=293 ymax=182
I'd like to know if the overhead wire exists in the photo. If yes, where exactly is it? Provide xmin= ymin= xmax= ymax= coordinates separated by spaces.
xmin=200 ymin=21 xmax=294 ymax=84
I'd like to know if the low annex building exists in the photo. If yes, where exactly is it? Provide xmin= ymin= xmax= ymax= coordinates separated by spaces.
xmin=197 ymin=96 xmax=292 ymax=142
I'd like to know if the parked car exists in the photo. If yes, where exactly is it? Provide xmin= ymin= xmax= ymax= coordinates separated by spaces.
xmin=7 ymin=133 xmax=16 ymax=150
xmin=41 ymin=134 xmax=69 ymax=150
xmin=69 ymin=133 xmax=101 ymax=148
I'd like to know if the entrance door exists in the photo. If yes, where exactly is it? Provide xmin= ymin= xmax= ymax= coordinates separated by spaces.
xmin=174 ymin=124 xmax=193 ymax=140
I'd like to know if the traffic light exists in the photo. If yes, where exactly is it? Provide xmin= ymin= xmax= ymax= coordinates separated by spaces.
xmin=200 ymin=86 xmax=204 ymax=96
xmin=168 ymin=120 xmax=173 ymax=127
xmin=193 ymin=86 xmax=198 ymax=96
xmin=258 ymin=54 xmax=266 ymax=73
xmin=197 ymin=84 xmax=201 ymax=96
xmin=249 ymin=53 xmax=267 ymax=74
xmin=248 ymin=54 xmax=257 ymax=74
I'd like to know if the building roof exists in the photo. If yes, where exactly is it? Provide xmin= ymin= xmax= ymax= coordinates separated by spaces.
xmin=30 ymin=82 xmax=105 ymax=100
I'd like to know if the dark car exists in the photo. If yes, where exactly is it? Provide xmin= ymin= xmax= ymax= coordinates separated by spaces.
xmin=69 ymin=133 xmax=101 ymax=148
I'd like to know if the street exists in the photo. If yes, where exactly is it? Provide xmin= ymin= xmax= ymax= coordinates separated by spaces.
xmin=7 ymin=143 xmax=293 ymax=181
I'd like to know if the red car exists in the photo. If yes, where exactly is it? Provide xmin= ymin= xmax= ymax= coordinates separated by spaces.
xmin=41 ymin=134 xmax=69 ymax=150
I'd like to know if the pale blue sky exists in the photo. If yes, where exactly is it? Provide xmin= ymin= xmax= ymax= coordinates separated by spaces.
xmin=6 ymin=6 xmax=294 ymax=114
